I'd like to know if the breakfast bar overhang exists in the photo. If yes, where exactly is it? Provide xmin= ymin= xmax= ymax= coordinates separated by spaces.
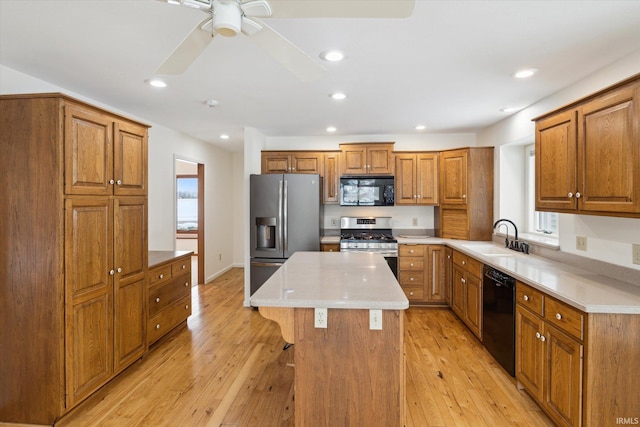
xmin=250 ymin=251 xmax=409 ymax=426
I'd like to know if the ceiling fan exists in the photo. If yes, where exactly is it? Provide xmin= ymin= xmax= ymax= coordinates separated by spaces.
xmin=156 ymin=0 xmax=415 ymax=82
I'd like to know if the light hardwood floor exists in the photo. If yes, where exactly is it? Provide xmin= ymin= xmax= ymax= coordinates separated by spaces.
xmin=56 ymin=268 xmax=553 ymax=427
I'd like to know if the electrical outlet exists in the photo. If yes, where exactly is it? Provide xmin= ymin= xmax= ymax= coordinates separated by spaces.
xmin=369 ymin=309 xmax=383 ymax=330
xmin=331 ymin=217 xmax=339 ymax=227
xmin=576 ymin=236 xmax=587 ymax=251
xmin=633 ymin=244 xmax=640 ymax=265
xmin=314 ymin=308 xmax=327 ymax=329
xmin=412 ymin=217 xmax=418 ymax=226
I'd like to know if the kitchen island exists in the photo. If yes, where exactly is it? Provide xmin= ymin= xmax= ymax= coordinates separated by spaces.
xmin=250 ymin=251 xmax=409 ymax=426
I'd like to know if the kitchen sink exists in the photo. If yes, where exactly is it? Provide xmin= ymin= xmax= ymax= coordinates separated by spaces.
xmin=461 ymin=243 xmax=515 ymax=257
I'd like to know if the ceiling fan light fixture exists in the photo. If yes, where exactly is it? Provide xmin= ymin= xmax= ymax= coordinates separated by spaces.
xmin=213 ymin=1 xmax=242 ymax=37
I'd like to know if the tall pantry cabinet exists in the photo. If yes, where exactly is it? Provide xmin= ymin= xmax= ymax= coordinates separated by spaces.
xmin=0 ymin=93 xmax=149 ymax=425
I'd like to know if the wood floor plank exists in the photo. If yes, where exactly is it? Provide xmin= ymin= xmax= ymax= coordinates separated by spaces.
xmin=56 ymin=268 xmax=553 ymax=427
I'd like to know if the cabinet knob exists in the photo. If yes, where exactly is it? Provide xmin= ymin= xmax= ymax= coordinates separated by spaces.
xmin=185 ymin=305 xmax=189 ymax=310
xmin=329 ymin=249 xmax=334 ymax=252
xmin=462 ymin=260 xmax=466 ymax=265
xmin=523 ymin=295 xmax=529 ymax=301
xmin=409 ymin=291 xmax=414 ymax=296
xmin=109 ymin=269 xmax=115 ymax=275
xmin=462 ymin=194 xmax=466 ymax=199
xmin=155 ymin=297 xmax=160 ymax=303
xmin=540 ymin=335 xmax=546 ymax=342
xmin=447 ymin=255 xmax=451 ymax=259
xmin=410 ymin=263 xmax=414 ymax=267
xmin=409 ymin=249 xmax=414 ymax=253
xmin=155 ymin=324 xmax=160 ymax=329
xmin=117 ymin=267 xmax=122 ymax=273
xmin=535 ymin=332 xmax=541 ymax=339
xmin=575 ymin=192 xmax=581 ymax=199
xmin=116 ymin=179 xmax=122 ymax=185
xmin=568 ymin=192 xmax=574 ymax=198
xmin=185 ymin=282 xmax=189 ymax=287
xmin=461 ymin=278 xmax=466 ymax=284
xmin=417 ymin=195 xmax=421 ymax=198
xmin=410 ymin=277 xmax=414 ymax=282
xmin=555 ymin=313 xmax=562 ymax=320
xmin=159 ymin=274 xmax=164 ymax=279
xmin=109 ymin=179 xmax=115 ymax=185
xmin=182 ymin=264 xmax=186 ymax=269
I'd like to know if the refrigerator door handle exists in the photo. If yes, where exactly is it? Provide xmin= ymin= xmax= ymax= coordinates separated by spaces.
xmin=283 ymin=179 xmax=288 ymax=253
xmin=251 ymin=262 xmax=284 ymax=267
xmin=278 ymin=179 xmax=284 ymax=253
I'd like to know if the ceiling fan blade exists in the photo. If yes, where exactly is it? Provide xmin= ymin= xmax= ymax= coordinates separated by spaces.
xmin=248 ymin=19 xmax=327 ymax=82
xmin=155 ymin=17 xmax=214 ymax=75
xmin=268 ymin=0 xmax=415 ymax=18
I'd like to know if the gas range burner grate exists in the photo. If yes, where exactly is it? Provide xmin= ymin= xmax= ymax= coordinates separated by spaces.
xmin=340 ymin=229 xmax=397 ymax=243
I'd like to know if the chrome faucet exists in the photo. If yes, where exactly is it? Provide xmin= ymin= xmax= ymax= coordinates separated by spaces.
xmin=493 ymin=219 xmax=529 ymax=254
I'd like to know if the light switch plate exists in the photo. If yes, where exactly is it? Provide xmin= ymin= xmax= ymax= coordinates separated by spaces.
xmin=369 ymin=309 xmax=382 ymax=330
xmin=314 ymin=307 xmax=327 ymax=328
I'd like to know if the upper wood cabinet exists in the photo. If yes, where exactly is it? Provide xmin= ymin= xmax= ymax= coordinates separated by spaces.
xmin=436 ymin=147 xmax=494 ymax=240
xmin=340 ymin=143 xmax=394 ymax=175
xmin=0 ymin=93 xmax=149 ymax=425
xmin=395 ymin=152 xmax=438 ymax=205
xmin=261 ymin=151 xmax=323 ymax=174
xmin=65 ymin=105 xmax=147 ymax=196
xmin=323 ymin=152 xmax=340 ymax=204
xmin=535 ymin=76 xmax=640 ymax=217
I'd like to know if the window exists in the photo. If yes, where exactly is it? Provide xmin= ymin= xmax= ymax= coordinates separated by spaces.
xmin=525 ymin=144 xmax=558 ymax=236
xmin=176 ymin=175 xmax=198 ymax=233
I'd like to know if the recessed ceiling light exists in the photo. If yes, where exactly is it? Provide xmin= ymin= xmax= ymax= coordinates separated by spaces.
xmin=205 ymin=99 xmax=218 ymax=107
xmin=220 ymin=134 xmax=230 ymax=140
xmin=326 ymin=126 xmax=337 ymax=133
xmin=329 ymin=92 xmax=347 ymax=100
xmin=319 ymin=50 xmax=345 ymax=62
xmin=500 ymin=106 xmax=523 ymax=113
xmin=146 ymin=78 xmax=167 ymax=88
xmin=415 ymin=125 xmax=426 ymax=131
xmin=513 ymin=68 xmax=538 ymax=79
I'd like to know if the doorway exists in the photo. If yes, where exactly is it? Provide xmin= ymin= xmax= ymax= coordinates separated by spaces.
xmin=175 ymin=159 xmax=205 ymax=285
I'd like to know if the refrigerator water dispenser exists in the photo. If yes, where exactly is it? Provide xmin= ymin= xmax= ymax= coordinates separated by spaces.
xmin=255 ymin=217 xmax=277 ymax=250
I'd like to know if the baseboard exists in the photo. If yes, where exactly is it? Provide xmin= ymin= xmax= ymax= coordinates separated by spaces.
xmin=205 ymin=264 xmax=234 ymax=284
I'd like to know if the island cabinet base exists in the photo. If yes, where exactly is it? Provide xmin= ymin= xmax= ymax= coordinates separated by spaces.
xmin=293 ymin=308 xmax=405 ymax=426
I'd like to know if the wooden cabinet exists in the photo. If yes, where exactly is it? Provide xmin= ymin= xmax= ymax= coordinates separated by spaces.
xmin=340 ymin=143 xmax=394 ymax=175
xmin=515 ymin=281 xmax=640 ymax=427
xmin=436 ymin=147 xmax=493 ymax=240
xmin=444 ymin=246 xmax=453 ymax=305
xmin=261 ymin=151 xmax=323 ymax=174
xmin=323 ymin=151 xmax=340 ymax=204
xmin=450 ymin=250 xmax=483 ymax=339
xmin=535 ymin=76 xmax=640 ymax=217
xmin=394 ymin=152 xmax=438 ymax=205
xmin=321 ymin=243 xmax=340 ymax=252
xmin=147 ymin=251 xmax=193 ymax=345
xmin=399 ymin=244 xmax=446 ymax=304
xmin=0 ymin=93 xmax=149 ymax=425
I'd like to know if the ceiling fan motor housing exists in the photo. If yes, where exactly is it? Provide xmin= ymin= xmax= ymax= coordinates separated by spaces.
xmin=213 ymin=0 xmax=242 ymax=36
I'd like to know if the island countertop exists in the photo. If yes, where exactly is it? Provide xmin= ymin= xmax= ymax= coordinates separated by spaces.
xmin=250 ymin=251 xmax=409 ymax=310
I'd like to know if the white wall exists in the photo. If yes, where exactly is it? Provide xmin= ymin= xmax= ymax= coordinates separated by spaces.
xmin=477 ymin=50 xmax=640 ymax=270
xmin=232 ymin=151 xmax=245 ymax=266
xmin=1 ymin=65 xmax=237 ymax=281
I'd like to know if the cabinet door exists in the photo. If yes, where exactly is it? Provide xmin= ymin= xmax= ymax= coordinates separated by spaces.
xmin=440 ymin=149 xmax=468 ymax=204
xmin=515 ymin=306 xmax=544 ymax=401
xmin=444 ymin=247 xmax=453 ymax=305
xmin=341 ymin=144 xmax=367 ymax=174
xmin=451 ymin=265 xmax=466 ymax=318
xmin=367 ymin=144 xmax=394 ymax=174
xmin=426 ymin=245 xmax=446 ymax=302
xmin=579 ymin=84 xmax=640 ymax=213
xmin=64 ymin=106 xmax=113 ymax=196
xmin=395 ymin=154 xmax=417 ymax=204
xmin=114 ymin=121 xmax=147 ymax=196
xmin=262 ymin=152 xmax=291 ymax=173
xmin=323 ymin=152 xmax=340 ymax=203
xmin=64 ymin=198 xmax=114 ymax=407
xmin=464 ymin=273 xmax=482 ymax=339
xmin=113 ymin=197 xmax=147 ymax=373
xmin=535 ymin=110 xmax=578 ymax=211
xmin=416 ymin=153 xmax=438 ymax=205
xmin=291 ymin=152 xmax=322 ymax=174
xmin=544 ymin=324 xmax=583 ymax=427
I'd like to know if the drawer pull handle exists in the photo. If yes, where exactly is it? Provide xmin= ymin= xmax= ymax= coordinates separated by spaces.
xmin=555 ymin=313 xmax=562 ymax=320
xmin=155 ymin=297 xmax=160 ymax=303
xmin=523 ymin=295 xmax=529 ymax=301
xmin=155 ymin=324 xmax=160 ymax=329
xmin=159 ymin=274 xmax=164 ymax=279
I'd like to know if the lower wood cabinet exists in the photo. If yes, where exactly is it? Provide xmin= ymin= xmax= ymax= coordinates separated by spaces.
xmin=398 ymin=244 xmax=445 ymax=305
xmin=321 ymin=243 xmax=340 ymax=252
xmin=450 ymin=250 xmax=483 ymax=340
xmin=147 ymin=251 xmax=193 ymax=346
xmin=515 ymin=281 xmax=640 ymax=427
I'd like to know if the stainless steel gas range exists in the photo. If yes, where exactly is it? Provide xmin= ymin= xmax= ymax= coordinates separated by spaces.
xmin=339 ymin=217 xmax=398 ymax=278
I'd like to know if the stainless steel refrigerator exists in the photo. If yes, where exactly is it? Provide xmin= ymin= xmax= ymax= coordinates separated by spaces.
xmin=250 ymin=174 xmax=322 ymax=295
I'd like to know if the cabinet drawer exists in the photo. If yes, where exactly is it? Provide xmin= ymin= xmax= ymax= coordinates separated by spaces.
xmin=516 ymin=282 xmax=544 ymax=316
xmin=172 ymin=258 xmax=191 ymax=276
xmin=148 ymin=265 xmax=172 ymax=287
xmin=399 ymin=245 xmax=425 ymax=256
xmin=453 ymin=251 xmax=482 ymax=277
xmin=399 ymin=257 xmax=424 ymax=271
xmin=399 ymin=272 xmax=424 ymax=286
xmin=544 ymin=298 xmax=584 ymax=341
xmin=402 ymin=286 xmax=424 ymax=301
xmin=148 ymin=295 xmax=192 ymax=344
xmin=149 ymin=272 xmax=191 ymax=317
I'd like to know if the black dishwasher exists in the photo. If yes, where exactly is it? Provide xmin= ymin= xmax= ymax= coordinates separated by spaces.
xmin=482 ymin=265 xmax=516 ymax=376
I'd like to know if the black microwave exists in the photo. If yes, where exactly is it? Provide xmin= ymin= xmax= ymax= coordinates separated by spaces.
xmin=339 ymin=176 xmax=394 ymax=206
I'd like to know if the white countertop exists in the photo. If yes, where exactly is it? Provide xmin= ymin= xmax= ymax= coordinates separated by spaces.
xmin=320 ymin=235 xmax=340 ymax=244
xmin=395 ymin=237 xmax=640 ymax=314
xmin=250 ymin=251 xmax=409 ymax=310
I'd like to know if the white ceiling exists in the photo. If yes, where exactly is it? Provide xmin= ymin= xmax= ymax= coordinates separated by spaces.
xmin=2 ymin=0 xmax=640 ymax=152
